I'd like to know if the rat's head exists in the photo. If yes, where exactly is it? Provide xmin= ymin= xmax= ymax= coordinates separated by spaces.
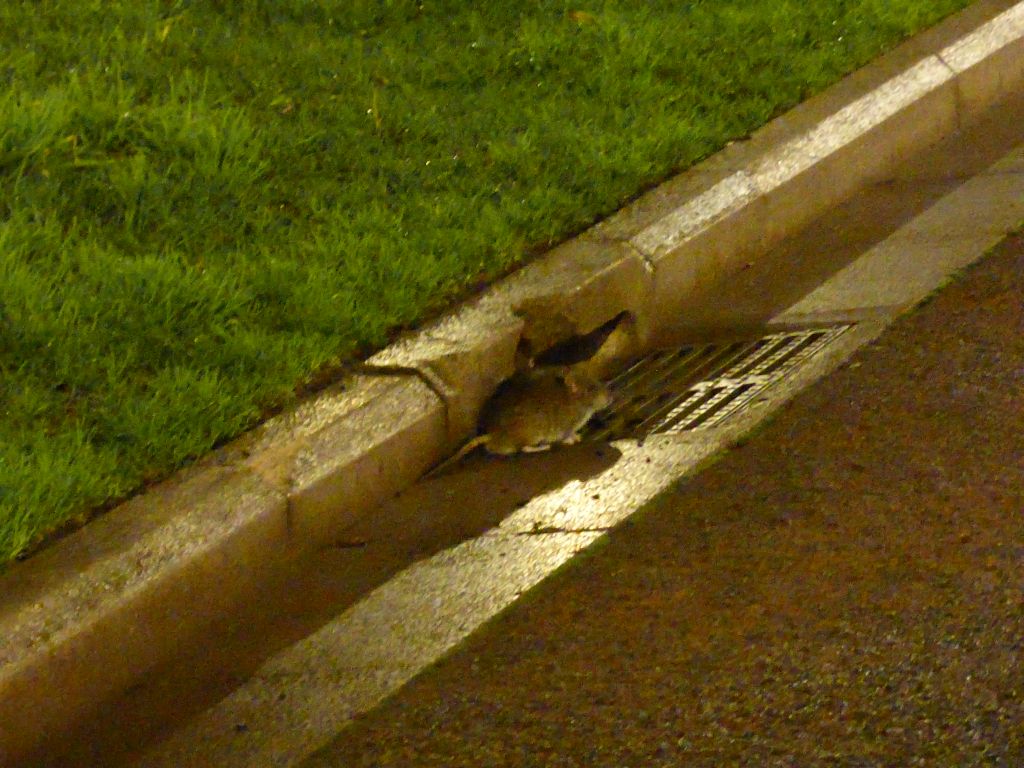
xmin=562 ymin=370 xmax=612 ymax=412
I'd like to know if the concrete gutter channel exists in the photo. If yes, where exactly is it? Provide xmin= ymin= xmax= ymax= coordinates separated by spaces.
xmin=1 ymin=1 xmax=1022 ymax=762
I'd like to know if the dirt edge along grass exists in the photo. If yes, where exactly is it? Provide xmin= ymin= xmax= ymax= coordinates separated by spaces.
xmin=0 ymin=0 xmax=973 ymax=565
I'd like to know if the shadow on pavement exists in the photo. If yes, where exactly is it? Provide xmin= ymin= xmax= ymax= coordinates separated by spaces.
xmin=42 ymin=443 xmax=620 ymax=767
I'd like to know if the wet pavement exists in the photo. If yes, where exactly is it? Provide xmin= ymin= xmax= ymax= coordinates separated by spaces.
xmin=303 ymin=232 xmax=1024 ymax=766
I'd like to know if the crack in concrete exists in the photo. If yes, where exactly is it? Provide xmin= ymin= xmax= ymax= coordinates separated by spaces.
xmin=353 ymin=364 xmax=450 ymax=405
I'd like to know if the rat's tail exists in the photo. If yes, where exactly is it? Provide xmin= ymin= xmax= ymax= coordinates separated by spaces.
xmin=423 ymin=434 xmax=491 ymax=478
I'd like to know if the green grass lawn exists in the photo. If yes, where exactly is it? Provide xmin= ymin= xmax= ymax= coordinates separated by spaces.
xmin=0 ymin=0 xmax=972 ymax=565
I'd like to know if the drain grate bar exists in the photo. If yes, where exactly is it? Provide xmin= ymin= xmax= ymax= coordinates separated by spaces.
xmin=601 ymin=340 xmax=760 ymax=434
xmin=585 ymin=325 xmax=851 ymax=440
xmin=659 ymin=380 xmax=757 ymax=433
xmin=729 ymin=335 xmax=797 ymax=378
xmin=736 ymin=330 xmax=831 ymax=377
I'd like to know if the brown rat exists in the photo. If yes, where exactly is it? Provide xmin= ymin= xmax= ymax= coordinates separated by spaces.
xmin=479 ymin=366 xmax=611 ymax=452
xmin=430 ymin=367 xmax=612 ymax=474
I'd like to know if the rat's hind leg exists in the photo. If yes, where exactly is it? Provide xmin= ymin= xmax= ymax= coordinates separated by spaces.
xmin=520 ymin=444 xmax=554 ymax=453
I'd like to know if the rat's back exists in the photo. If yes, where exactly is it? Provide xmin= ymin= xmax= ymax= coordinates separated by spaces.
xmin=481 ymin=368 xmax=609 ymax=453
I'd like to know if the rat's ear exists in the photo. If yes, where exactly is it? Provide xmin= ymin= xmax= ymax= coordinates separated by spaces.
xmin=563 ymin=370 xmax=583 ymax=395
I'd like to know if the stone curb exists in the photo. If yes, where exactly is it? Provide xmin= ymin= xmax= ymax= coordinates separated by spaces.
xmin=1 ymin=1 xmax=1022 ymax=762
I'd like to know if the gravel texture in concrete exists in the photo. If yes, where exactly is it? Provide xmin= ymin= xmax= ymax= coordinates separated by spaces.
xmin=306 ymin=233 xmax=1024 ymax=767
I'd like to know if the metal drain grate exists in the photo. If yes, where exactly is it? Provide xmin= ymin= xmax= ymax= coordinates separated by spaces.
xmin=585 ymin=325 xmax=851 ymax=440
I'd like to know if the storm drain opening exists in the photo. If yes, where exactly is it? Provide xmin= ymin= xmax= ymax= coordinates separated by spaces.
xmin=585 ymin=325 xmax=852 ymax=440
